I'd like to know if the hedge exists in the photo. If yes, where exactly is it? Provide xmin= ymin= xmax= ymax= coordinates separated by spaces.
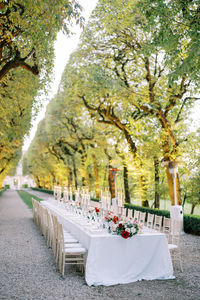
xmin=124 ymin=203 xmax=200 ymax=236
xmin=22 ymin=184 xmax=28 ymax=188
xmin=31 ymin=187 xmax=53 ymax=195
xmin=0 ymin=187 xmax=7 ymax=196
xmin=183 ymin=214 xmax=200 ymax=235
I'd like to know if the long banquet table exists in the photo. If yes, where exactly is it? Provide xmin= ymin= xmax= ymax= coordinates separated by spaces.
xmin=42 ymin=200 xmax=174 ymax=286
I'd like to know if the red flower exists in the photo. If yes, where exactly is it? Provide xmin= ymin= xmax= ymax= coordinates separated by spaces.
xmin=121 ymin=230 xmax=129 ymax=239
xmin=118 ymin=223 xmax=123 ymax=229
xmin=113 ymin=216 xmax=119 ymax=224
xmin=105 ymin=217 xmax=109 ymax=221
xmin=95 ymin=207 xmax=100 ymax=213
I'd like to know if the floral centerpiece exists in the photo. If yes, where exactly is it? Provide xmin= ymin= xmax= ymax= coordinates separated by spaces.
xmin=104 ymin=211 xmax=139 ymax=239
xmin=114 ymin=220 xmax=139 ymax=239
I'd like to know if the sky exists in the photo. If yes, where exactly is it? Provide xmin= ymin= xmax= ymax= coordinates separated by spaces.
xmin=23 ymin=0 xmax=98 ymax=151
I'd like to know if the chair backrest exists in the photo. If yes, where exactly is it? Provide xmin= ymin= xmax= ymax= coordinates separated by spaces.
xmin=171 ymin=219 xmax=182 ymax=247
xmin=146 ymin=213 xmax=154 ymax=229
xmin=133 ymin=210 xmax=140 ymax=222
xmin=162 ymin=217 xmax=171 ymax=241
xmin=128 ymin=209 xmax=133 ymax=219
xmin=154 ymin=215 xmax=162 ymax=231
xmin=57 ymin=187 xmax=62 ymax=201
xmin=63 ymin=187 xmax=69 ymax=202
xmin=122 ymin=208 xmax=127 ymax=217
xmin=111 ymin=205 xmax=118 ymax=215
xmin=57 ymin=222 xmax=64 ymax=252
xmin=51 ymin=214 xmax=59 ymax=240
xmin=139 ymin=211 xmax=146 ymax=225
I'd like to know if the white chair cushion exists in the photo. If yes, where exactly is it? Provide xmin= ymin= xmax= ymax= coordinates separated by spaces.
xmin=65 ymin=247 xmax=86 ymax=253
xmin=64 ymin=243 xmax=83 ymax=248
xmin=64 ymin=233 xmax=73 ymax=238
xmin=168 ymin=244 xmax=178 ymax=250
xmin=64 ymin=238 xmax=78 ymax=243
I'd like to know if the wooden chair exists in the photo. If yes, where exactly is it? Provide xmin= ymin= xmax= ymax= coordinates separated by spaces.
xmin=32 ymin=198 xmax=37 ymax=224
xmin=122 ymin=208 xmax=127 ymax=218
xmin=46 ymin=210 xmax=54 ymax=248
xmin=162 ymin=217 xmax=171 ymax=242
xmin=63 ymin=187 xmax=69 ymax=203
xmin=33 ymin=199 xmax=40 ymax=227
xmin=168 ymin=219 xmax=183 ymax=271
xmin=139 ymin=211 xmax=146 ymax=226
xmin=133 ymin=210 xmax=140 ymax=222
xmin=40 ymin=206 xmax=49 ymax=240
xmin=57 ymin=223 xmax=87 ymax=276
xmin=51 ymin=215 xmax=79 ymax=265
xmin=146 ymin=213 xmax=154 ymax=229
xmin=154 ymin=215 xmax=162 ymax=231
xmin=128 ymin=208 xmax=133 ymax=219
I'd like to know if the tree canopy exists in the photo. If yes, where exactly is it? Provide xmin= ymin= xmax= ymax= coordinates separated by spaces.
xmin=0 ymin=0 xmax=84 ymax=186
xmin=18 ymin=0 xmax=200 ymax=213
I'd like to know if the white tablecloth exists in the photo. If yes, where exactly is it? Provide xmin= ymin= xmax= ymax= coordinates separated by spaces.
xmin=42 ymin=200 xmax=174 ymax=286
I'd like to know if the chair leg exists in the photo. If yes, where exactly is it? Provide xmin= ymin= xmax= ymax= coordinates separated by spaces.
xmin=179 ymin=250 xmax=183 ymax=272
xmin=62 ymin=253 xmax=65 ymax=276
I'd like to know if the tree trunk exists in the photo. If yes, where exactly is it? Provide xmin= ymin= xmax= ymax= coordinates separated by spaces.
xmin=35 ymin=176 xmax=40 ymax=188
xmin=190 ymin=203 xmax=196 ymax=215
xmin=138 ymin=175 xmax=149 ymax=207
xmin=72 ymin=157 xmax=78 ymax=189
xmin=124 ymin=129 xmax=148 ymax=206
xmin=92 ymin=154 xmax=100 ymax=199
xmin=123 ymin=160 xmax=130 ymax=204
xmin=165 ymin=166 xmax=181 ymax=205
xmin=104 ymin=150 xmax=115 ymax=199
xmin=154 ymin=158 xmax=160 ymax=209
xmin=68 ymin=167 xmax=73 ymax=188
xmin=81 ymin=152 xmax=87 ymax=186
xmin=182 ymin=193 xmax=187 ymax=208
xmin=162 ymin=137 xmax=181 ymax=206
xmin=108 ymin=168 xmax=115 ymax=199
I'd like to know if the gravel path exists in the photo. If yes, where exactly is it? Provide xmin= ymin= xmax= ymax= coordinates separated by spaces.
xmin=0 ymin=190 xmax=200 ymax=300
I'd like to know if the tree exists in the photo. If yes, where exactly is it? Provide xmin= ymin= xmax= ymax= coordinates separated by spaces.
xmin=0 ymin=0 xmax=83 ymax=82
xmin=0 ymin=68 xmax=38 ymax=186
xmin=73 ymin=0 xmax=199 ymax=205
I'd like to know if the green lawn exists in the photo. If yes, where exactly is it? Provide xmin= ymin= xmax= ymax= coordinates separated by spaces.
xmin=17 ymin=190 xmax=42 ymax=209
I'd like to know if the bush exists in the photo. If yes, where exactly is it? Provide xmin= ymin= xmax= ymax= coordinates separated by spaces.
xmin=22 ymin=184 xmax=28 ymax=188
xmin=124 ymin=203 xmax=200 ymax=235
xmin=0 ymin=187 xmax=6 ymax=196
xmin=31 ymin=187 xmax=53 ymax=195
xmin=4 ymin=184 xmax=10 ymax=189
xmin=183 ymin=214 xmax=200 ymax=235
xmin=124 ymin=203 xmax=170 ymax=222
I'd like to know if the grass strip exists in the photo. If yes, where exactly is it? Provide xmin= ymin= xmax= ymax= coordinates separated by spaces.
xmin=17 ymin=190 xmax=42 ymax=209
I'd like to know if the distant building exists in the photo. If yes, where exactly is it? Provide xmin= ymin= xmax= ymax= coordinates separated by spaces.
xmin=3 ymin=156 xmax=35 ymax=189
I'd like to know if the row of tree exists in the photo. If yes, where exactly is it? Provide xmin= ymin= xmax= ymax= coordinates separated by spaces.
xmin=23 ymin=0 xmax=200 ymax=212
xmin=0 ymin=0 xmax=82 ymax=186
